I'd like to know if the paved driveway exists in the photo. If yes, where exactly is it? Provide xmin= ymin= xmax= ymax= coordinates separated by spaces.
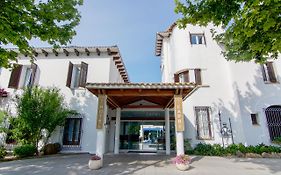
xmin=0 ymin=154 xmax=281 ymax=175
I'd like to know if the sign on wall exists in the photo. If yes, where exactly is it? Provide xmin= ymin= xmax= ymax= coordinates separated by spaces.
xmin=96 ymin=95 xmax=105 ymax=129
xmin=174 ymin=95 xmax=185 ymax=132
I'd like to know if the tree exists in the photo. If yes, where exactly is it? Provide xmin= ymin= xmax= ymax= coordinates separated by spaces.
xmin=0 ymin=0 xmax=83 ymax=68
xmin=174 ymin=0 xmax=281 ymax=63
xmin=12 ymin=87 xmax=77 ymax=151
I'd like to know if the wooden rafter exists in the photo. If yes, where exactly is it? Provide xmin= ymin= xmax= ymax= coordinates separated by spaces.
xmin=96 ymin=48 xmax=101 ymax=56
xmin=63 ymin=49 xmax=69 ymax=56
xmin=53 ymin=49 xmax=58 ymax=56
xmin=74 ymin=49 xmax=79 ymax=56
xmin=42 ymin=49 xmax=48 ymax=57
xmin=85 ymin=48 xmax=90 ymax=56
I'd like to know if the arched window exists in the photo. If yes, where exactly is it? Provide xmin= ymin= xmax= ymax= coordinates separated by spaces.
xmin=265 ymin=105 xmax=281 ymax=141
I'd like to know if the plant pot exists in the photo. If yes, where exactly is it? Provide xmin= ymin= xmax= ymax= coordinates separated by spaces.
xmin=176 ymin=163 xmax=190 ymax=171
xmin=88 ymin=159 xmax=102 ymax=170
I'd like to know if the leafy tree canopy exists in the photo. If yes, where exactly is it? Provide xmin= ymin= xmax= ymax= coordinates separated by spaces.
xmin=175 ymin=0 xmax=281 ymax=63
xmin=0 ymin=0 xmax=83 ymax=68
xmin=12 ymin=86 xmax=77 ymax=149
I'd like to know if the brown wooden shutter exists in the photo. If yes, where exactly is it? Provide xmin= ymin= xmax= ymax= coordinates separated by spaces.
xmin=261 ymin=64 xmax=267 ymax=82
xmin=8 ymin=64 xmax=22 ymax=89
xmin=79 ymin=62 xmax=88 ymax=87
xmin=266 ymin=62 xmax=277 ymax=83
xmin=189 ymin=32 xmax=192 ymax=44
xmin=30 ymin=63 xmax=38 ymax=86
xmin=183 ymin=71 xmax=189 ymax=82
xmin=66 ymin=62 xmax=73 ymax=88
xmin=195 ymin=69 xmax=202 ymax=85
xmin=174 ymin=74 xmax=179 ymax=83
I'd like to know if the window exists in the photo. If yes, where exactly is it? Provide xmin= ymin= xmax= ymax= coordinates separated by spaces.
xmin=265 ymin=106 xmax=281 ymax=141
xmin=63 ymin=118 xmax=82 ymax=145
xmin=174 ymin=71 xmax=189 ymax=83
xmin=8 ymin=64 xmax=38 ymax=89
xmin=250 ymin=113 xmax=259 ymax=125
xmin=261 ymin=62 xmax=277 ymax=83
xmin=66 ymin=62 xmax=88 ymax=88
xmin=190 ymin=34 xmax=205 ymax=45
xmin=174 ymin=69 xmax=202 ymax=84
xmin=195 ymin=106 xmax=212 ymax=139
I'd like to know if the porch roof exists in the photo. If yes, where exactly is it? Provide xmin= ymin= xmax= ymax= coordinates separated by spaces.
xmin=86 ymin=82 xmax=200 ymax=109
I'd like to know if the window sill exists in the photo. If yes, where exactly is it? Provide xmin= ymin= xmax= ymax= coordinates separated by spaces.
xmin=264 ymin=81 xmax=279 ymax=84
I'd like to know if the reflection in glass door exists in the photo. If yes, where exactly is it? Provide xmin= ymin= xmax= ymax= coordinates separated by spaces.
xmin=120 ymin=122 xmax=174 ymax=152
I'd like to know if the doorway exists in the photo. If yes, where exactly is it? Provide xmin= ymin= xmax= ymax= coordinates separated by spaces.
xmin=119 ymin=121 xmax=175 ymax=152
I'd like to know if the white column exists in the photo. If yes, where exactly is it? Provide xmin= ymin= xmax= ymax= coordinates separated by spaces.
xmin=176 ymin=132 xmax=184 ymax=155
xmin=114 ymin=108 xmax=121 ymax=154
xmin=165 ymin=108 xmax=171 ymax=155
xmin=96 ymin=95 xmax=108 ymax=160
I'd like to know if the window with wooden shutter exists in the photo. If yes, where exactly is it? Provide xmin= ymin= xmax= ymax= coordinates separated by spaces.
xmin=66 ymin=62 xmax=73 ymax=88
xmin=8 ymin=64 xmax=23 ymax=89
xmin=261 ymin=62 xmax=277 ymax=83
xmin=195 ymin=69 xmax=202 ymax=85
xmin=195 ymin=106 xmax=212 ymax=140
xmin=29 ymin=63 xmax=38 ymax=86
xmin=79 ymin=62 xmax=88 ymax=87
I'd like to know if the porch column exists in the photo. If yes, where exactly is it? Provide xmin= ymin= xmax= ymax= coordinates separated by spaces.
xmin=165 ymin=108 xmax=171 ymax=155
xmin=114 ymin=107 xmax=121 ymax=154
xmin=96 ymin=95 xmax=108 ymax=159
xmin=174 ymin=95 xmax=185 ymax=155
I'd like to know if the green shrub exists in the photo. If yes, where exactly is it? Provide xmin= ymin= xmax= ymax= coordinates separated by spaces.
xmin=14 ymin=144 xmax=37 ymax=158
xmin=273 ymin=137 xmax=281 ymax=145
xmin=0 ymin=146 xmax=7 ymax=159
xmin=194 ymin=143 xmax=214 ymax=156
xmin=225 ymin=144 xmax=239 ymax=155
xmin=54 ymin=142 xmax=61 ymax=152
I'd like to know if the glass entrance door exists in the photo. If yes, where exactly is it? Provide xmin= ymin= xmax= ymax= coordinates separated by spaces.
xmin=120 ymin=121 xmax=167 ymax=152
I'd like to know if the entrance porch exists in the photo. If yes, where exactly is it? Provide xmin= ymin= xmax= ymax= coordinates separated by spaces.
xmin=86 ymin=83 xmax=199 ymax=157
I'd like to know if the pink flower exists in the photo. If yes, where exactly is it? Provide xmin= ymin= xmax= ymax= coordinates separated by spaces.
xmin=172 ymin=155 xmax=191 ymax=165
xmin=90 ymin=154 xmax=101 ymax=160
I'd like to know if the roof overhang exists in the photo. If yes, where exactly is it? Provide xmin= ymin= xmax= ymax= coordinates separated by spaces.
xmin=9 ymin=46 xmax=130 ymax=83
xmin=86 ymin=82 xmax=200 ymax=109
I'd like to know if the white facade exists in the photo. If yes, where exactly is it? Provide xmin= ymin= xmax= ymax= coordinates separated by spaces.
xmin=156 ymin=23 xmax=281 ymax=146
xmin=0 ymin=46 xmax=128 ymax=153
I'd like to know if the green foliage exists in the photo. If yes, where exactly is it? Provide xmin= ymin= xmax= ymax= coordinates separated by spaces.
xmin=0 ymin=0 xmax=83 ymax=68
xmin=12 ymin=86 xmax=77 ymax=150
xmin=273 ymin=137 xmax=281 ymax=145
xmin=191 ymin=143 xmax=281 ymax=156
xmin=0 ymin=146 xmax=7 ymax=159
xmin=13 ymin=144 xmax=37 ymax=158
xmin=174 ymin=0 xmax=281 ymax=63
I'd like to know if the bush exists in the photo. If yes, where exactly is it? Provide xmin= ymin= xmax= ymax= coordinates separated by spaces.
xmin=14 ymin=144 xmax=37 ymax=158
xmin=273 ymin=137 xmax=281 ymax=145
xmin=190 ymin=143 xmax=281 ymax=157
xmin=0 ymin=146 xmax=7 ymax=159
xmin=54 ymin=142 xmax=61 ymax=152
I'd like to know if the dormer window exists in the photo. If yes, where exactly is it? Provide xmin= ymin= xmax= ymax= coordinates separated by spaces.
xmin=190 ymin=33 xmax=205 ymax=45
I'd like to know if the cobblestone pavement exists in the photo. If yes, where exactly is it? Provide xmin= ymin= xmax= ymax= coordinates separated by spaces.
xmin=0 ymin=153 xmax=281 ymax=175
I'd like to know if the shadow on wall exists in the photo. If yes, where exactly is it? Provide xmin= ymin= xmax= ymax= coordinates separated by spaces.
xmin=213 ymin=67 xmax=281 ymax=146
xmin=67 ymin=89 xmax=98 ymax=151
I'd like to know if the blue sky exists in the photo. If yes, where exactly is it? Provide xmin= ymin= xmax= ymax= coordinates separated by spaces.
xmin=33 ymin=0 xmax=179 ymax=82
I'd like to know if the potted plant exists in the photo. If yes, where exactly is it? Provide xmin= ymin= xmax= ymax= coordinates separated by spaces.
xmin=88 ymin=154 xmax=102 ymax=170
xmin=173 ymin=154 xmax=191 ymax=171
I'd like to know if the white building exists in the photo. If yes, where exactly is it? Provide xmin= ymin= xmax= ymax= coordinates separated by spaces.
xmin=0 ymin=23 xmax=281 ymax=157
xmin=156 ymin=23 xmax=281 ymax=147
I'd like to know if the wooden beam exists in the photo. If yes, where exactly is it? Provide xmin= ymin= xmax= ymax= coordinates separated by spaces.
xmin=42 ymin=49 xmax=48 ymax=57
xmin=63 ymin=49 xmax=69 ymax=56
xmin=113 ymin=56 xmax=120 ymax=60
xmin=32 ymin=50 xmax=38 ymax=57
xmin=106 ymin=90 xmax=175 ymax=96
xmin=74 ymin=49 xmax=79 ymax=56
xmin=107 ymin=48 xmax=111 ymax=55
xmin=96 ymin=48 xmax=101 ymax=56
xmin=117 ymin=65 xmax=123 ymax=68
xmin=115 ymin=61 xmax=122 ymax=65
xmin=53 ymin=49 xmax=58 ymax=56
xmin=85 ymin=48 xmax=90 ymax=56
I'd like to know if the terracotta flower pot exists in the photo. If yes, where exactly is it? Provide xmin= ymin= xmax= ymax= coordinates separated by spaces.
xmin=176 ymin=163 xmax=190 ymax=171
xmin=88 ymin=159 xmax=102 ymax=170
